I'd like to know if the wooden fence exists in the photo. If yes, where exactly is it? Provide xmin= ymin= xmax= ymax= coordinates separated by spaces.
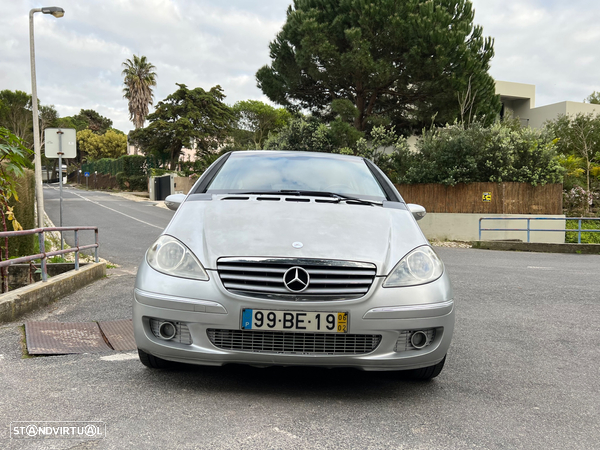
xmin=395 ymin=182 xmax=563 ymax=214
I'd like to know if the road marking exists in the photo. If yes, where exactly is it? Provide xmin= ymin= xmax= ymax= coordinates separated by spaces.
xmin=62 ymin=189 xmax=163 ymax=230
xmin=527 ymin=266 xmax=554 ymax=270
xmin=100 ymin=352 xmax=138 ymax=361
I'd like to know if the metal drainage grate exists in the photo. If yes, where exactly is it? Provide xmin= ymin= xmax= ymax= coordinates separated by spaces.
xmin=394 ymin=329 xmax=436 ymax=352
xmin=25 ymin=322 xmax=112 ymax=355
xmin=217 ymin=257 xmax=377 ymax=300
xmin=207 ymin=329 xmax=381 ymax=355
xmin=98 ymin=320 xmax=136 ymax=351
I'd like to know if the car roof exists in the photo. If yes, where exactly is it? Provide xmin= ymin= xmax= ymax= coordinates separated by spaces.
xmin=229 ymin=150 xmax=366 ymax=162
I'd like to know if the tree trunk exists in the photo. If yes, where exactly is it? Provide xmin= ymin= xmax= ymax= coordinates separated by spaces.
xmin=354 ymin=83 xmax=367 ymax=132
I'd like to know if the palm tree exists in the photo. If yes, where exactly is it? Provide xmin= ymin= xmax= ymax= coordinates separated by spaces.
xmin=122 ymin=55 xmax=157 ymax=129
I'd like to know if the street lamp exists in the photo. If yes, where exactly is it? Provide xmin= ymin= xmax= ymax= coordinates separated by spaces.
xmin=29 ymin=6 xmax=65 ymax=228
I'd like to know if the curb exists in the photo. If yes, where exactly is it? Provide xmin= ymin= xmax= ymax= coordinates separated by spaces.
xmin=0 ymin=262 xmax=106 ymax=323
xmin=471 ymin=241 xmax=600 ymax=254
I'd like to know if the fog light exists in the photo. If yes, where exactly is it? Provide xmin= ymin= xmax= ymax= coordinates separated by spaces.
xmin=159 ymin=322 xmax=177 ymax=340
xmin=410 ymin=331 xmax=428 ymax=349
xmin=395 ymin=329 xmax=436 ymax=352
xmin=149 ymin=318 xmax=193 ymax=345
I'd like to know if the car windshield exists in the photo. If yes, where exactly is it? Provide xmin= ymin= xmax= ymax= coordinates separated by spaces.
xmin=205 ymin=153 xmax=387 ymax=200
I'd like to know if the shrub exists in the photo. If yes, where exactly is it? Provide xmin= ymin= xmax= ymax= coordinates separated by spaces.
xmin=565 ymin=219 xmax=600 ymax=243
xmin=563 ymin=186 xmax=599 ymax=217
xmin=7 ymin=168 xmax=35 ymax=257
xmin=116 ymin=172 xmax=148 ymax=191
xmin=395 ymin=119 xmax=565 ymax=186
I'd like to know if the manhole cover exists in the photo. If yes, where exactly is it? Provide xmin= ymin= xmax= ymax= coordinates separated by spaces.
xmin=98 ymin=320 xmax=136 ymax=351
xmin=25 ymin=322 xmax=112 ymax=355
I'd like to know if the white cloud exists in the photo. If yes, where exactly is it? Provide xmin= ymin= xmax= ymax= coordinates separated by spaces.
xmin=471 ymin=0 xmax=600 ymax=105
xmin=1 ymin=0 xmax=288 ymax=133
xmin=2 ymin=0 xmax=600 ymax=135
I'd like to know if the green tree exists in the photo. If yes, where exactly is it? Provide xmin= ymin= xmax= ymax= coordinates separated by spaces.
xmin=256 ymin=0 xmax=500 ymax=133
xmin=0 ymin=90 xmax=33 ymax=146
xmin=0 ymin=128 xmax=33 ymax=292
xmin=76 ymin=129 xmax=127 ymax=162
xmin=232 ymin=100 xmax=292 ymax=149
xmin=547 ymin=113 xmax=600 ymax=197
xmin=129 ymin=84 xmax=236 ymax=168
xmin=61 ymin=109 xmax=113 ymax=134
xmin=263 ymin=116 xmax=336 ymax=152
xmin=396 ymin=119 xmax=564 ymax=186
xmin=122 ymin=55 xmax=157 ymax=129
xmin=585 ymin=91 xmax=600 ymax=104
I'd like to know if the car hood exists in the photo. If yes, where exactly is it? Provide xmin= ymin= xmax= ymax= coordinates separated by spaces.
xmin=164 ymin=197 xmax=428 ymax=276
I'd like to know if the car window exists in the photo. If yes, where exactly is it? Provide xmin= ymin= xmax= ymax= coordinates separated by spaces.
xmin=205 ymin=154 xmax=387 ymax=199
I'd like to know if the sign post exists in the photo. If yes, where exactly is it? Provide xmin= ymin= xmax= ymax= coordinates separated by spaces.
xmin=45 ymin=128 xmax=76 ymax=250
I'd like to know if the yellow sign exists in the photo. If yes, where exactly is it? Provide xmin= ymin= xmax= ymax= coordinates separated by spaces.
xmin=337 ymin=312 xmax=348 ymax=333
xmin=482 ymin=192 xmax=492 ymax=202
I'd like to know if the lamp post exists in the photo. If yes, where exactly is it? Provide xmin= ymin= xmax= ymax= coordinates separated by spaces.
xmin=29 ymin=6 xmax=65 ymax=228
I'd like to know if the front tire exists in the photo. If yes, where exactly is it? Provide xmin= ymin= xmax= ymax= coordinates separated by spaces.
xmin=405 ymin=355 xmax=446 ymax=381
xmin=138 ymin=348 xmax=172 ymax=369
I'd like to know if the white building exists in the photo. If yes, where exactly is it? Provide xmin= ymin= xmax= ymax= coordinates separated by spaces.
xmin=495 ymin=80 xmax=600 ymax=128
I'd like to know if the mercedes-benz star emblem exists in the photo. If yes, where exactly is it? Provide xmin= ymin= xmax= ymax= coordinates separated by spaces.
xmin=283 ymin=266 xmax=310 ymax=293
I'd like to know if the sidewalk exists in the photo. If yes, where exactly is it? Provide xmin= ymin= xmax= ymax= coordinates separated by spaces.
xmin=472 ymin=240 xmax=600 ymax=254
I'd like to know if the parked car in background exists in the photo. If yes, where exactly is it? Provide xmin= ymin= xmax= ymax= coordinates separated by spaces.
xmin=134 ymin=151 xmax=455 ymax=380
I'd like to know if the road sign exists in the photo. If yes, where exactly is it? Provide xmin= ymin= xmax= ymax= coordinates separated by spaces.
xmin=45 ymin=128 xmax=77 ymax=158
xmin=84 ymin=172 xmax=90 ymax=177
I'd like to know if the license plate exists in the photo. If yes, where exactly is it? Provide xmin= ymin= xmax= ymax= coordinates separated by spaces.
xmin=242 ymin=309 xmax=348 ymax=333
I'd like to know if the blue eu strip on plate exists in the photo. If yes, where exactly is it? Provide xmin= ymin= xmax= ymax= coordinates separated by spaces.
xmin=242 ymin=309 xmax=253 ymax=329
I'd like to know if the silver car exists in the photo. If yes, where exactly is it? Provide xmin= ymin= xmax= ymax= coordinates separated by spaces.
xmin=134 ymin=151 xmax=454 ymax=380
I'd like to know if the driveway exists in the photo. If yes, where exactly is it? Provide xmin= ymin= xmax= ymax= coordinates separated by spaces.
xmin=0 ymin=187 xmax=597 ymax=449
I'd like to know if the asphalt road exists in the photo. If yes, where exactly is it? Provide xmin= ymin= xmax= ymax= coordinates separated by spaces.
xmin=0 ymin=188 xmax=598 ymax=449
xmin=42 ymin=185 xmax=175 ymax=269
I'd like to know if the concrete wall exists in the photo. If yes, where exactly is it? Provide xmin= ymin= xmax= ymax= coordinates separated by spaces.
xmin=527 ymin=102 xmax=568 ymax=128
xmin=496 ymin=80 xmax=600 ymax=129
xmin=418 ymin=213 xmax=566 ymax=243
xmin=173 ymin=177 xmax=195 ymax=195
xmin=0 ymin=262 xmax=106 ymax=323
xmin=565 ymin=101 xmax=600 ymax=116
xmin=495 ymin=81 xmax=536 ymax=107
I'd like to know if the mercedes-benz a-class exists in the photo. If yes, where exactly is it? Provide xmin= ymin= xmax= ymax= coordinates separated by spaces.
xmin=133 ymin=151 xmax=454 ymax=380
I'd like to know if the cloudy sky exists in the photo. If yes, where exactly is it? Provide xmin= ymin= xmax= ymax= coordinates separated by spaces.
xmin=1 ymin=0 xmax=599 ymax=134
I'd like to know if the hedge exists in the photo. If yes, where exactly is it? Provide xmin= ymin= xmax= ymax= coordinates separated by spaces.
xmin=116 ymin=173 xmax=148 ymax=191
xmin=82 ymin=155 xmax=147 ymax=177
xmin=565 ymin=219 xmax=600 ymax=244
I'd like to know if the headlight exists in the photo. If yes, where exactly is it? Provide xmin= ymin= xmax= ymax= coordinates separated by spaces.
xmin=383 ymin=245 xmax=443 ymax=287
xmin=146 ymin=235 xmax=209 ymax=281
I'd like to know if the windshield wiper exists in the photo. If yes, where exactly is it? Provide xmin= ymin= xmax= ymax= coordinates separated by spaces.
xmin=238 ymin=190 xmax=382 ymax=206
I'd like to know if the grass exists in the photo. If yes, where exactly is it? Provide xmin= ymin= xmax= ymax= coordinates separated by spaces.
xmin=19 ymin=325 xmax=34 ymax=359
xmin=565 ymin=219 xmax=600 ymax=244
xmin=47 ymin=256 xmax=67 ymax=263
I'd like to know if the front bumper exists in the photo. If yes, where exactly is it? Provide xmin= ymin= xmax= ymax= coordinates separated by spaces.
xmin=133 ymin=262 xmax=455 ymax=371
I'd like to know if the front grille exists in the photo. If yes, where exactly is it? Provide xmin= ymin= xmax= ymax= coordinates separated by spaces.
xmin=207 ymin=329 xmax=382 ymax=355
xmin=217 ymin=257 xmax=377 ymax=300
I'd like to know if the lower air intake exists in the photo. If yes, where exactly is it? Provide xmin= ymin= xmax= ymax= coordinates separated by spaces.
xmin=207 ymin=329 xmax=381 ymax=355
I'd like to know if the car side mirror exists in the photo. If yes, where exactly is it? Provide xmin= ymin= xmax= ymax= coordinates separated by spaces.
xmin=407 ymin=203 xmax=426 ymax=221
xmin=164 ymin=194 xmax=186 ymax=211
